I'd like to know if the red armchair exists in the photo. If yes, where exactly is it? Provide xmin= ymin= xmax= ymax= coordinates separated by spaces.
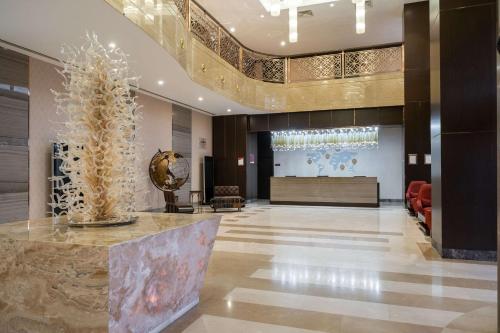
xmin=411 ymin=184 xmax=432 ymax=230
xmin=423 ymin=207 xmax=432 ymax=230
xmin=406 ymin=181 xmax=426 ymax=211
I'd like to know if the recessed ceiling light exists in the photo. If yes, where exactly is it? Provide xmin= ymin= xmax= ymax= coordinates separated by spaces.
xmin=229 ymin=27 xmax=236 ymax=33
xmin=198 ymin=96 xmax=204 ymax=102
xmin=280 ymin=41 xmax=286 ymax=47
xmin=157 ymin=80 xmax=164 ymax=86
xmin=329 ymin=3 xmax=335 ymax=7
xmin=227 ymin=108 xmax=232 ymax=112
xmin=108 ymin=42 xmax=116 ymax=49
xmin=260 ymin=14 xmax=265 ymax=18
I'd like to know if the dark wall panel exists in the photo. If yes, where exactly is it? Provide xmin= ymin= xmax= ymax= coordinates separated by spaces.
xmin=249 ymin=107 xmax=402 ymax=132
xmin=0 ymin=48 xmax=29 ymax=224
xmin=309 ymin=110 xmax=332 ymax=129
xmin=212 ymin=115 xmax=247 ymax=197
xmin=248 ymin=114 xmax=269 ymax=132
xmin=355 ymin=108 xmax=380 ymax=126
xmin=257 ymin=132 xmax=273 ymax=199
xmin=440 ymin=2 xmax=496 ymax=133
xmin=269 ymin=113 xmax=289 ymax=130
xmin=289 ymin=112 xmax=310 ymax=129
xmin=430 ymin=0 xmax=497 ymax=259
xmin=404 ymin=2 xmax=431 ymax=189
xmin=379 ymin=107 xmax=405 ymax=125
xmin=332 ymin=109 xmax=355 ymax=127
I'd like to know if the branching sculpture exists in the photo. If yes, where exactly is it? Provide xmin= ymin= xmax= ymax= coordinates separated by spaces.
xmin=51 ymin=33 xmax=141 ymax=225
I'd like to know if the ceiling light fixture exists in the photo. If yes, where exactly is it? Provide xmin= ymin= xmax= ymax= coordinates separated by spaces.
xmin=280 ymin=40 xmax=286 ymax=47
xmin=108 ymin=42 xmax=116 ymax=49
xmin=288 ymin=0 xmax=300 ymax=43
xmin=227 ymin=108 xmax=232 ymax=112
xmin=270 ymin=0 xmax=281 ymax=16
xmin=157 ymin=80 xmax=164 ymax=85
xmin=260 ymin=14 xmax=265 ymax=18
xmin=329 ymin=3 xmax=335 ymax=7
xmin=198 ymin=96 xmax=204 ymax=101
xmin=229 ymin=27 xmax=236 ymax=33
xmin=353 ymin=0 xmax=366 ymax=34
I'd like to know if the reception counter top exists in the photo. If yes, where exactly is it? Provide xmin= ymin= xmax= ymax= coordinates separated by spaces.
xmin=270 ymin=176 xmax=379 ymax=207
xmin=0 ymin=212 xmax=221 ymax=333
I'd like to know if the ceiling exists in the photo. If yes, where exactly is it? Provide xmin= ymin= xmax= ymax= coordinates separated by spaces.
xmin=0 ymin=0 xmax=261 ymax=116
xmin=196 ymin=0 xmax=421 ymax=56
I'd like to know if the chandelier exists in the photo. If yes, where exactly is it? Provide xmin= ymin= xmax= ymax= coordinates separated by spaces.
xmin=271 ymin=126 xmax=378 ymax=151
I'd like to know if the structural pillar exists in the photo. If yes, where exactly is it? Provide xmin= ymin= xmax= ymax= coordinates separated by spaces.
xmin=430 ymin=0 xmax=497 ymax=260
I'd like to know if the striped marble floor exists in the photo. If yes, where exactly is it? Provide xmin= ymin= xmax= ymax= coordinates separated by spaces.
xmin=162 ymin=203 xmax=497 ymax=333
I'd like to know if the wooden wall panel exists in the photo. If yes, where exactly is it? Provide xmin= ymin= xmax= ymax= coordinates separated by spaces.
xmin=355 ymin=108 xmax=380 ymax=126
xmin=269 ymin=113 xmax=289 ymax=130
xmin=332 ymin=109 xmax=355 ymax=127
xmin=430 ymin=0 xmax=497 ymax=259
xmin=404 ymin=2 xmax=431 ymax=189
xmin=309 ymin=111 xmax=332 ymax=129
xmin=248 ymin=114 xmax=269 ymax=132
xmin=212 ymin=115 xmax=247 ymax=197
xmin=0 ymin=49 xmax=29 ymax=87
xmin=0 ymin=48 xmax=29 ymax=223
xmin=0 ymin=193 xmax=28 ymax=223
xmin=289 ymin=112 xmax=310 ymax=129
xmin=249 ymin=107 xmax=403 ymax=132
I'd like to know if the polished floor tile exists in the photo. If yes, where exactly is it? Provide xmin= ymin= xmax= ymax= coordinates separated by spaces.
xmin=162 ymin=204 xmax=497 ymax=333
xmin=183 ymin=315 xmax=328 ymax=333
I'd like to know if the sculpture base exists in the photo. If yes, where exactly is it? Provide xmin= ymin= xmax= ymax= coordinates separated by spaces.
xmin=0 ymin=213 xmax=221 ymax=332
xmin=68 ymin=215 xmax=138 ymax=227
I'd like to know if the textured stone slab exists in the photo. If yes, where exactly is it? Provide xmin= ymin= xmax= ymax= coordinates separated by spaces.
xmin=0 ymin=212 xmax=220 ymax=332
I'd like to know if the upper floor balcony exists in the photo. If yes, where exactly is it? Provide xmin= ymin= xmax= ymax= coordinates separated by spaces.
xmin=105 ymin=0 xmax=404 ymax=112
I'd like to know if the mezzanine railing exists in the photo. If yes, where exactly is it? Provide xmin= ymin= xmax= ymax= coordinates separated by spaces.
xmin=120 ymin=0 xmax=403 ymax=84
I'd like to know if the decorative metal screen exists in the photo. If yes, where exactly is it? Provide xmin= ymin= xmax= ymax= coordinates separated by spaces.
xmin=219 ymin=30 xmax=241 ymax=70
xmin=344 ymin=46 xmax=402 ymax=77
xmin=190 ymin=2 xmax=219 ymax=54
xmin=173 ymin=0 xmax=188 ymax=19
xmin=242 ymin=49 xmax=285 ymax=83
xmin=289 ymin=53 xmax=342 ymax=82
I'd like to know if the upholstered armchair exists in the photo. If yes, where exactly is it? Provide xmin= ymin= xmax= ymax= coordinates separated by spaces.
xmin=210 ymin=186 xmax=245 ymax=212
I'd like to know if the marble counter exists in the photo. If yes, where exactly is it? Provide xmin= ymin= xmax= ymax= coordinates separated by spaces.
xmin=0 ymin=212 xmax=221 ymax=333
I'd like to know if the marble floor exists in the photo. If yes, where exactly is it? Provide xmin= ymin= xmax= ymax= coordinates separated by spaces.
xmin=162 ymin=203 xmax=497 ymax=333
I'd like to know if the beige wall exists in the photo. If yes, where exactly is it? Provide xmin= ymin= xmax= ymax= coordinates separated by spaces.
xmin=28 ymin=57 xmax=203 ymax=218
xmin=29 ymin=58 xmax=64 ymax=219
xmin=135 ymin=93 xmax=172 ymax=211
xmin=191 ymin=111 xmax=212 ymax=193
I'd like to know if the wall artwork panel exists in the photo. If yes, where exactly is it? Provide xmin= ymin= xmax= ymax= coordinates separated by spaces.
xmin=274 ymin=126 xmax=403 ymax=199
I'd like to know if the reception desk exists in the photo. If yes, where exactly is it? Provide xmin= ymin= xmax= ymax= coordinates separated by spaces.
xmin=271 ymin=176 xmax=379 ymax=207
xmin=0 ymin=212 xmax=220 ymax=333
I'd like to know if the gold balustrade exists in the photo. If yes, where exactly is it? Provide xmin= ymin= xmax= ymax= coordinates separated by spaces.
xmin=104 ymin=0 xmax=404 ymax=112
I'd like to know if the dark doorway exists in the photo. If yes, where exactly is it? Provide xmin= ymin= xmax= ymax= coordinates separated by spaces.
xmin=257 ymin=132 xmax=274 ymax=199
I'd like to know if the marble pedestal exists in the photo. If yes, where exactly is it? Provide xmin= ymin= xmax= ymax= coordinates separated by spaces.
xmin=0 ymin=212 xmax=221 ymax=333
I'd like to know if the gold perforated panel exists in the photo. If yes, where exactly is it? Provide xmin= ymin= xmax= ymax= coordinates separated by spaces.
xmin=242 ymin=49 xmax=285 ymax=83
xmin=189 ymin=2 xmax=219 ymax=54
xmin=344 ymin=47 xmax=402 ymax=77
xmin=289 ymin=53 xmax=342 ymax=82
xmin=219 ymin=30 xmax=240 ymax=70
xmin=173 ymin=0 xmax=188 ymax=19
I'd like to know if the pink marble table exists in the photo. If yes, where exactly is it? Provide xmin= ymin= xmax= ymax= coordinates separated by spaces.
xmin=0 ymin=212 xmax=221 ymax=333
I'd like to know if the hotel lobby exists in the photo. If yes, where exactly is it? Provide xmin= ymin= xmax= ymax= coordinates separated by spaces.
xmin=0 ymin=0 xmax=498 ymax=332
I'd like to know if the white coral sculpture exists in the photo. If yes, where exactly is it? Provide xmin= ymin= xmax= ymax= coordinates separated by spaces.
xmin=51 ymin=33 xmax=141 ymax=225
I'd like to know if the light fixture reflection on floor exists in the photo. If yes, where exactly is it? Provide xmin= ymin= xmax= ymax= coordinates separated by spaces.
xmin=271 ymin=126 xmax=378 ymax=151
